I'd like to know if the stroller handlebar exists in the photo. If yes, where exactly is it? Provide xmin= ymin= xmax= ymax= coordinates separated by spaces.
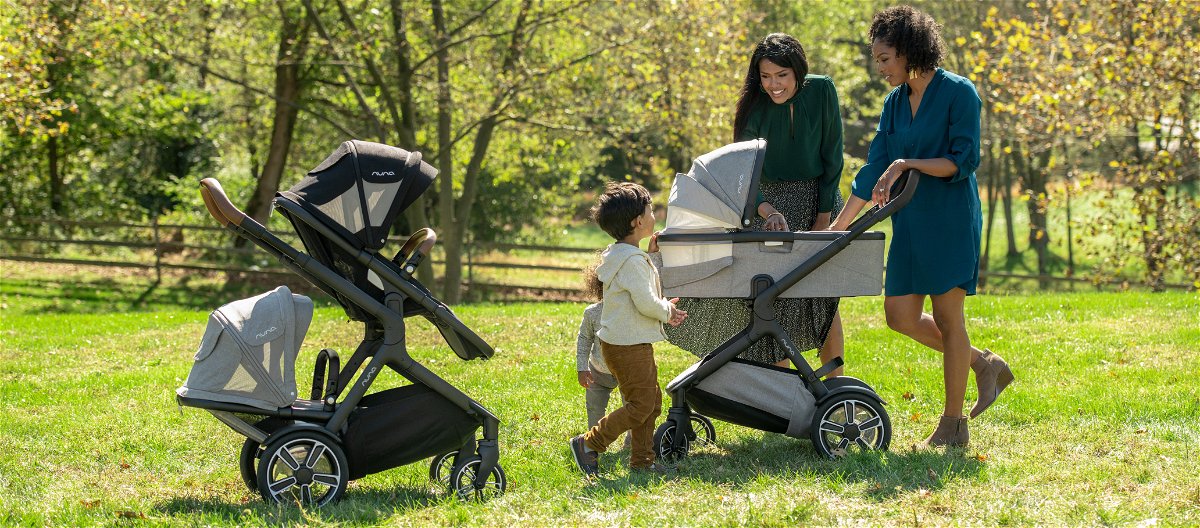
xmin=199 ymin=178 xmax=248 ymax=228
xmin=843 ymin=168 xmax=920 ymax=235
xmin=394 ymin=228 xmax=438 ymax=273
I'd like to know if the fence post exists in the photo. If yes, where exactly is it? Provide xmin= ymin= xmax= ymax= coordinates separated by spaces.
xmin=151 ymin=214 xmax=162 ymax=284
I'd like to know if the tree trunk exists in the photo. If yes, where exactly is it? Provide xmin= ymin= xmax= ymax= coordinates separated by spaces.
xmin=438 ymin=0 xmax=534 ymax=304
xmin=1023 ymin=146 xmax=1052 ymax=289
xmin=1001 ymin=139 xmax=1018 ymax=257
xmin=391 ymin=0 xmax=435 ymax=286
xmin=980 ymin=145 xmax=998 ymax=289
xmin=432 ymin=0 xmax=456 ymax=300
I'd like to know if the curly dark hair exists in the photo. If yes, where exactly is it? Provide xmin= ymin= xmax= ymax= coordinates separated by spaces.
xmin=733 ymin=33 xmax=809 ymax=141
xmin=590 ymin=181 xmax=651 ymax=240
xmin=868 ymin=5 xmax=945 ymax=74
xmin=582 ymin=255 xmax=603 ymax=300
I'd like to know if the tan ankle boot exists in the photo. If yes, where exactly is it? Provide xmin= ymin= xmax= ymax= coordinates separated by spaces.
xmin=919 ymin=415 xmax=969 ymax=448
xmin=970 ymin=349 xmax=1014 ymax=419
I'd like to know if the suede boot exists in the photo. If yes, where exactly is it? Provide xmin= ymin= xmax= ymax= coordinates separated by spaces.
xmin=970 ymin=349 xmax=1014 ymax=419
xmin=919 ymin=415 xmax=969 ymax=448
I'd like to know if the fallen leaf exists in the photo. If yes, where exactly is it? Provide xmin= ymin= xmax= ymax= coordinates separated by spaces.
xmin=119 ymin=460 xmax=130 ymax=470
xmin=114 ymin=511 xmax=145 ymax=519
xmin=530 ymin=413 xmax=540 ymax=421
xmin=909 ymin=412 xmax=922 ymax=422
xmin=1135 ymin=427 xmax=1147 ymax=434
xmin=80 ymin=499 xmax=100 ymax=508
xmin=975 ymin=453 xmax=989 ymax=462
xmin=902 ymin=391 xmax=914 ymax=401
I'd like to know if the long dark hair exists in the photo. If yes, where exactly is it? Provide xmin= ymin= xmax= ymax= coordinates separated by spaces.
xmin=733 ymin=33 xmax=809 ymax=141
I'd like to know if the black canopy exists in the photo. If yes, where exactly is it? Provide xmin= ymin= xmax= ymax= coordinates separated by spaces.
xmin=279 ymin=140 xmax=437 ymax=250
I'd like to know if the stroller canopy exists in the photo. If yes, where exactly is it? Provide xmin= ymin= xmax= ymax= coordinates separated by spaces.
xmin=666 ymin=139 xmax=764 ymax=230
xmin=280 ymin=140 xmax=437 ymax=250
xmin=177 ymin=286 xmax=313 ymax=411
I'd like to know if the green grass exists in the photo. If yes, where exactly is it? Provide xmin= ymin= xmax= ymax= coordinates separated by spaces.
xmin=1 ymin=266 xmax=1198 ymax=526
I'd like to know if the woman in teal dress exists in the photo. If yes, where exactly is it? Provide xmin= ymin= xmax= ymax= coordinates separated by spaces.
xmin=664 ymin=33 xmax=845 ymax=374
xmin=830 ymin=6 xmax=1013 ymax=448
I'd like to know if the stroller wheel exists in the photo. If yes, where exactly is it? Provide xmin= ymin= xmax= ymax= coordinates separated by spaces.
xmin=653 ymin=421 xmax=690 ymax=462
xmin=257 ymin=431 xmax=349 ymax=507
xmin=689 ymin=414 xmax=717 ymax=447
xmin=428 ymin=451 xmax=457 ymax=489
xmin=810 ymin=393 xmax=892 ymax=459
xmin=239 ymin=438 xmax=263 ymax=493
xmin=448 ymin=455 xmax=506 ymax=501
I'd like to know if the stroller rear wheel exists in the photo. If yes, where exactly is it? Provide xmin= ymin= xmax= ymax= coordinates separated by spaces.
xmin=239 ymin=438 xmax=262 ymax=493
xmin=428 ymin=451 xmax=457 ymax=489
xmin=653 ymin=421 xmax=690 ymax=462
xmin=810 ymin=393 xmax=891 ymax=459
xmin=688 ymin=414 xmax=717 ymax=447
xmin=448 ymin=455 xmax=506 ymax=501
xmin=257 ymin=430 xmax=349 ymax=507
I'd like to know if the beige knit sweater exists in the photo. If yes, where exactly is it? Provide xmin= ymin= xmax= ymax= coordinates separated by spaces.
xmin=594 ymin=242 xmax=673 ymax=345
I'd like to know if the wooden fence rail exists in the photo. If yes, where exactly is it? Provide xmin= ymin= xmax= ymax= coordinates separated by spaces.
xmin=1 ymin=217 xmax=1192 ymax=298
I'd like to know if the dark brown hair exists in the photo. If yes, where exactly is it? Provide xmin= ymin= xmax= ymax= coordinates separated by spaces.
xmin=590 ymin=181 xmax=651 ymax=240
xmin=733 ymin=33 xmax=809 ymax=141
xmin=868 ymin=5 xmax=945 ymax=74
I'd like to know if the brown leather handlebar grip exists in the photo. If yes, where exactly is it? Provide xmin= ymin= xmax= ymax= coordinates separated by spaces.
xmin=199 ymin=178 xmax=248 ymax=227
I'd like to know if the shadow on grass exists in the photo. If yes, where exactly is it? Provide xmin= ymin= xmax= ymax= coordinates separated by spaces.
xmin=155 ymin=485 xmax=446 ymax=523
xmin=582 ymin=430 xmax=983 ymax=501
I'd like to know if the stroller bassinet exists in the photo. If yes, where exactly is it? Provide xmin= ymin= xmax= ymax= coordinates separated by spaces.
xmin=652 ymin=140 xmax=919 ymax=460
xmin=177 ymin=140 xmax=505 ymax=506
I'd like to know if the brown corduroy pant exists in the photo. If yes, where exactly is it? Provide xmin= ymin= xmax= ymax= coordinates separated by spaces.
xmin=582 ymin=341 xmax=662 ymax=468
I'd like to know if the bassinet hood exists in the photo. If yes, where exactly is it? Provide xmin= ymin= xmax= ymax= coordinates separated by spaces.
xmin=279 ymin=140 xmax=437 ymax=250
xmin=666 ymin=139 xmax=765 ymax=230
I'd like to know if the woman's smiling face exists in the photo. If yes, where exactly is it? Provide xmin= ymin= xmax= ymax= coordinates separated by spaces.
xmin=758 ymin=58 xmax=797 ymax=104
xmin=871 ymin=40 xmax=909 ymax=87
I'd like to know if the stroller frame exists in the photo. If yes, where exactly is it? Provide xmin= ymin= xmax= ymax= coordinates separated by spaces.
xmin=656 ymin=170 xmax=919 ymax=459
xmin=182 ymin=178 xmax=502 ymax=503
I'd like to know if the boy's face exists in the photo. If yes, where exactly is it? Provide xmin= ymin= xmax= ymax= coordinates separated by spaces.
xmin=631 ymin=204 xmax=655 ymax=240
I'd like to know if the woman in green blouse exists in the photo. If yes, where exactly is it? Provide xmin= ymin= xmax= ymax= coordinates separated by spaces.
xmin=666 ymin=33 xmax=846 ymax=373
xmin=831 ymin=6 xmax=1013 ymax=448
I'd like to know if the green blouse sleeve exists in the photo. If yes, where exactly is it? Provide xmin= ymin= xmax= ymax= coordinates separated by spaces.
xmin=818 ymin=78 xmax=845 ymax=213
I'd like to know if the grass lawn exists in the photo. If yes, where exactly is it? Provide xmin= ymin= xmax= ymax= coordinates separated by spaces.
xmin=0 ymin=265 xmax=1198 ymax=526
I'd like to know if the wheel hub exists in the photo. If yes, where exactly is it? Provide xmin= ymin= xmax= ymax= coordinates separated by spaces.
xmin=294 ymin=467 xmax=314 ymax=485
xmin=843 ymin=423 xmax=861 ymax=441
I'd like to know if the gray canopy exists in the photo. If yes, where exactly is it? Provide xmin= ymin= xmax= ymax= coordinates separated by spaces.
xmin=177 ymin=286 xmax=313 ymax=410
xmin=666 ymin=139 xmax=764 ymax=230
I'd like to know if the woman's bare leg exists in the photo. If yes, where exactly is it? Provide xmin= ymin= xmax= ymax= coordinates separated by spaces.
xmin=929 ymin=288 xmax=972 ymax=418
xmin=818 ymin=309 xmax=844 ymax=377
xmin=884 ymin=295 xmax=981 ymax=364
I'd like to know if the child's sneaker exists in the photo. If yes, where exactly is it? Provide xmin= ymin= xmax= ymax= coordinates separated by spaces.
xmin=569 ymin=435 xmax=599 ymax=477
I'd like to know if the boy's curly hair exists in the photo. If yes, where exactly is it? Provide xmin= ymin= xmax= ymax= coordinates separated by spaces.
xmin=590 ymin=181 xmax=651 ymax=241
xmin=868 ymin=5 xmax=945 ymax=74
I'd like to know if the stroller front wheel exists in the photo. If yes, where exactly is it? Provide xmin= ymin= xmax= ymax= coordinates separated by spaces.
xmin=449 ymin=456 xmax=506 ymax=501
xmin=257 ymin=431 xmax=349 ymax=507
xmin=428 ymin=451 xmax=457 ymax=489
xmin=653 ymin=421 xmax=690 ymax=462
xmin=810 ymin=393 xmax=891 ymax=459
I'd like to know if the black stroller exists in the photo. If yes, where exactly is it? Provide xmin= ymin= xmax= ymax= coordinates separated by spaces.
xmin=651 ymin=140 xmax=917 ymax=460
xmin=177 ymin=140 xmax=505 ymax=506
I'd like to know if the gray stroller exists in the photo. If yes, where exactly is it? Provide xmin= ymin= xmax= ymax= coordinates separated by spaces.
xmin=652 ymin=139 xmax=917 ymax=460
xmin=177 ymin=141 xmax=505 ymax=506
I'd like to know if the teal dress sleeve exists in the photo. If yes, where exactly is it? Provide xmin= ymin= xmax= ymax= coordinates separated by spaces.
xmin=851 ymin=93 xmax=897 ymax=201
xmin=943 ymin=86 xmax=982 ymax=183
